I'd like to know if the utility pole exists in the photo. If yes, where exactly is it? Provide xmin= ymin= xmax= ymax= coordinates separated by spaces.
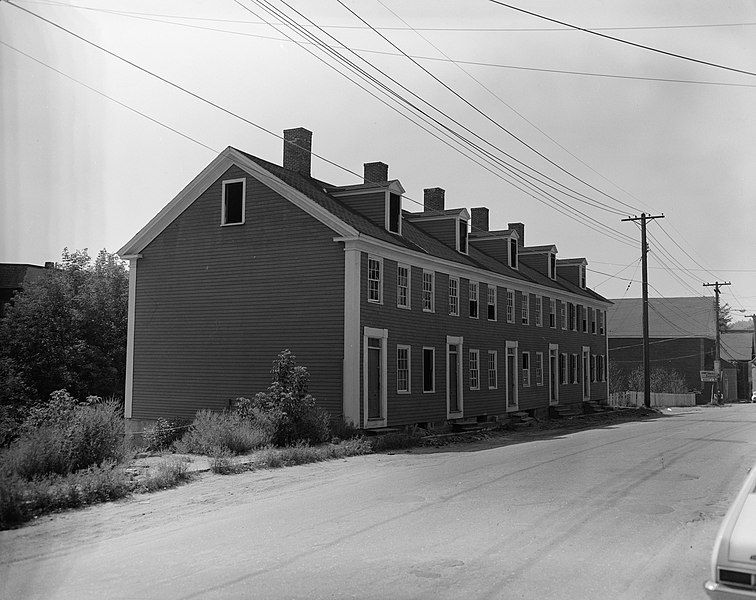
xmin=704 ymin=281 xmax=731 ymax=402
xmin=623 ymin=213 xmax=664 ymax=408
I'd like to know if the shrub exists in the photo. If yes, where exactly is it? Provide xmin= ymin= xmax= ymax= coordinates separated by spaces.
xmin=0 ymin=393 xmax=124 ymax=479
xmin=208 ymin=447 xmax=246 ymax=475
xmin=142 ymin=417 xmax=190 ymax=451
xmin=138 ymin=458 xmax=191 ymax=492
xmin=328 ymin=415 xmax=360 ymax=443
xmin=370 ymin=432 xmax=419 ymax=452
xmin=176 ymin=410 xmax=273 ymax=455
xmin=250 ymin=350 xmax=331 ymax=446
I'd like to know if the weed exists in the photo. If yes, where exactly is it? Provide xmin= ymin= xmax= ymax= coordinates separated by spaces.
xmin=138 ymin=458 xmax=191 ymax=493
xmin=175 ymin=410 xmax=272 ymax=455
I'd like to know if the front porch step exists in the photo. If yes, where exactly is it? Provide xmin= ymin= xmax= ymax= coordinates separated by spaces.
xmin=583 ymin=400 xmax=612 ymax=414
xmin=450 ymin=419 xmax=499 ymax=433
xmin=549 ymin=404 xmax=584 ymax=419
xmin=511 ymin=411 xmax=538 ymax=428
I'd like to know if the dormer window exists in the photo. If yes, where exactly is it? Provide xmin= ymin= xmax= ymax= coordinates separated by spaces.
xmin=388 ymin=192 xmax=401 ymax=234
xmin=458 ymin=219 xmax=468 ymax=254
xmin=549 ymin=253 xmax=556 ymax=280
xmin=221 ymin=178 xmax=245 ymax=225
xmin=580 ymin=265 xmax=586 ymax=288
xmin=509 ymin=237 xmax=518 ymax=269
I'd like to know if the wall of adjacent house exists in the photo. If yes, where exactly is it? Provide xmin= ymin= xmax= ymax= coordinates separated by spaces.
xmin=360 ymin=255 xmax=609 ymax=427
xmin=130 ymin=165 xmax=345 ymax=421
xmin=608 ymin=336 xmax=715 ymax=392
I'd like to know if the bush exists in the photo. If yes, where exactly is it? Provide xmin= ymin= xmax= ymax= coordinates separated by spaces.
xmin=138 ymin=458 xmax=191 ymax=492
xmin=249 ymin=350 xmax=332 ymax=447
xmin=176 ymin=410 xmax=273 ymax=455
xmin=0 ymin=392 xmax=124 ymax=479
xmin=142 ymin=417 xmax=190 ymax=451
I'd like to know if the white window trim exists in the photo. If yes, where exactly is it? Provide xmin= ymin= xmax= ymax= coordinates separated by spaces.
xmin=548 ymin=252 xmax=556 ymax=280
xmin=469 ymin=281 xmax=479 ymax=319
xmin=367 ymin=255 xmax=383 ymax=304
xmin=535 ymin=351 xmax=544 ymax=386
xmin=487 ymin=285 xmax=497 ymax=321
xmin=363 ymin=327 xmax=388 ymax=429
xmin=582 ymin=346 xmax=591 ymax=400
xmin=506 ymin=290 xmax=515 ymax=324
xmin=448 ymin=276 xmax=459 ymax=316
xmin=560 ymin=302 xmax=567 ymax=330
xmin=457 ymin=217 xmax=469 ymax=254
xmin=535 ymin=295 xmax=542 ymax=327
xmin=396 ymin=263 xmax=411 ymax=310
xmin=469 ymin=349 xmax=480 ymax=390
xmin=522 ymin=351 xmax=531 ymax=388
xmin=522 ymin=292 xmax=530 ymax=325
xmin=422 ymin=270 xmax=435 ymax=312
xmin=509 ymin=237 xmax=518 ymax=269
xmin=385 ymin=190 xmax=402 ymax=235
xmin=221 ymin=178 xmax=246 ymax=226
xmin=447 ymin=336 xmax=464 ymax=417
xmin=423 ymin=346 xmax=435 ymax=393
xmin=488 ymin=350 xmax=498 ymax=390
xmin=550 ymin=298 xmax=557 ymax=329
xmin=397 ymin=344 xmax=411 ymax=394
xmin=560 ymin=353 xmax=568 ymax=385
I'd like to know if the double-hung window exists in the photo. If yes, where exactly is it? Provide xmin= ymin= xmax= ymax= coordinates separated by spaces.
xmin=469 ymin=350 xmax=480 ymax=390
xmin=506 ymin=290 xmax=515 ymax=323
xmin=559 ymin=353 xmax=567 ymax=384
xmin=521 ymin=293 xmax=530 ymax=325
xmin=367 ymin=257 xmax=382 ymax=303
xmin=549 ymin=298 xmax=557 ymax=328
xmin=396 ymin=264 xmax=410 ymax=309
xmin=590 ymin=308 xmax=596 ymax=333
xmin=448 ymin=277 xmax=459 ymax=316
xmin=522 ymin=352 xmax=531 ymax=387
xmin=469 ymin=282 xmax=479 ymax=319
xmin=488 ymin=351 xmax=498 ymax=389
xmin=422 ymin=270 xmax=434 ymax=312
xmin=599 ymin=310 xmax=605 ymax=335
xmin=423 ymin=348 xmax=435 ymax=392
xmin=590 ymin=354 xmax=597 ymax=383
xmin=487 ymin=286 xmax=496 ymax=321
xmin=397 ymin=345 xmax=410 ymax=393
xmin=560 ymin=302 xmax=567 ymax=330
xmin=535 ymin=352 xmax=544 ymax=386
xmin=568 ymin=303 xmax=575 ymax=331
xmin=581 ymin=305 xmax=588 ymax=332
xmin=570 ymin=354 xmax=578 ymax=384
xmin=535 ymin=295 xmax=542 ymax=327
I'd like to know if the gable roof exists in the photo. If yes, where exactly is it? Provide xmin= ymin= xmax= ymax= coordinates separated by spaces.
xmin=607 ymin=296 xmax=717 ymax=338
xmin=119 ymin=146 xmax=608 ymax=304
xmin=721 ymin=331 xmax=755 ymax=362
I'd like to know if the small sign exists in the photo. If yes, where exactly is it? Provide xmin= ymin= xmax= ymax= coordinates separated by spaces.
xmin=700 ymin=370 xmax=718 ymax=382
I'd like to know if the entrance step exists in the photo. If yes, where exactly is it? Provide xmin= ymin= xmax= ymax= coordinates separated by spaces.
xmin=582 ymin=400 xmax=612 ymax=414
xmin=549 ymin=404 xmax=584 ymax=419
xmin=450 ymin=419 xmax=499 ymax=433
xmin=511 ymin=411 xmax=538 ymax=428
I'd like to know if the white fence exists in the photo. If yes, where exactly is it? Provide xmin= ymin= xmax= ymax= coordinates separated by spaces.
xmin=608 ymin=391 xmax=697 ymax=408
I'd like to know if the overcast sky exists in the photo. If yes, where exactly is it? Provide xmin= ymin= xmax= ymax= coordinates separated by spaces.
xmin=2 ymin=0 xmax=755 ymax=318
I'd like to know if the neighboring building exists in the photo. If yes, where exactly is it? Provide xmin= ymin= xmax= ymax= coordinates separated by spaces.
xmin=119 ymin=128 xmax=611 ymax=433
xmin=0 ymin=263 xmax=49 ymax=316
xmin=607 ymin=296 xmax=723 ymax=397
xmin=721 ymin=330 xmax=755 ymax=400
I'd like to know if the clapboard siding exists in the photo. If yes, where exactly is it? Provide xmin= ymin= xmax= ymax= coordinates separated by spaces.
xmin=360 ymin=256 xmax=609 ymax=426
xmin=131 ymin=165 xmax=345 ymax=420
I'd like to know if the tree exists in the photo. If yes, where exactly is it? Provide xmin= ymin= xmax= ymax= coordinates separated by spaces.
xmin=626 ymin=366 xmax=687 ymax=394
xmin=719 ymin=302 xmax=733 ymax=332
xmin=0 ymin=249 xmax=128 ymax=415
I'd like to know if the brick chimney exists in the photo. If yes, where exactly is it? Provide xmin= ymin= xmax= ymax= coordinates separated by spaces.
xmin=363 ymin=162 xmax=388 ymax=184
xmin=424 ymin=187 xmax=445 ymax=212
xmin=471 ymin=207 xmax=489 ymax=233
xmin=508 ymin=222 xmax=524 ymax=246
xmin=283 ymin=127 xmax=312 ymax=177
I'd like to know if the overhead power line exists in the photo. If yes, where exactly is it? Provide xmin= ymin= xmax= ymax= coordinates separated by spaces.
xmin=488 ymin=1 xmax=756 ymax=78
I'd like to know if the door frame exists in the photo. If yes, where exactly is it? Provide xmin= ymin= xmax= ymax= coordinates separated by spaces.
xmin=446 ymin=336 xmax=464 ymax=418
xmin=549 ymin=343 xmax=559 ymax=406
xmin=363 ymin=327 xmax=388 ymax=428
xmin=582 ymin=345 xmax=591 ymax=401
xmin=506 ymin=340 xmax=519 ymax=412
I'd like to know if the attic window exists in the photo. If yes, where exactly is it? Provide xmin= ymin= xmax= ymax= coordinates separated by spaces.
xmin=222 ymin=179 xmax=245 ymax=225
xmin=458 ymin=219 xmax=468 ymax=254
xmin=549 ymin=253 xmax=556 ymax=279
xmin=509 ymin=238 xmax=518 ymax=269
xmin=388 ymin=193 xmax=401 ymax=234
xmin=580 ymin=265 xmax=586 ymax=288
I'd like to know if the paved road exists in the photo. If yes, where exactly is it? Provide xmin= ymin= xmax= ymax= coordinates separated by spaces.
xmin=2 ymin=406 xmax=756 ymax=600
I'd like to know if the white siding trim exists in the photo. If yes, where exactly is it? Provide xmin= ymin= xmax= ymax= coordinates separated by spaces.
xmin=446 ymin=335 xmax=464 ymax=418
xmin=124 ymin=258 xmax=138 ymax=419
xmin=342 ymin=245 xmax=361 ymax=426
